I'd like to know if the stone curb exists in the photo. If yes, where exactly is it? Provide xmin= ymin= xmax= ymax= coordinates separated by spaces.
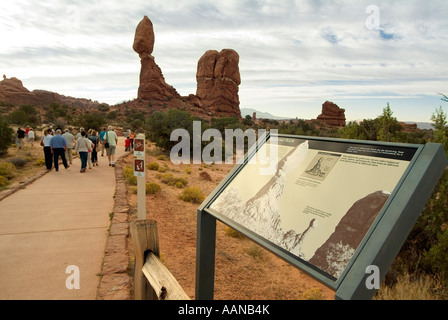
xmin=96 ymin=152 xmax=133 ymax=300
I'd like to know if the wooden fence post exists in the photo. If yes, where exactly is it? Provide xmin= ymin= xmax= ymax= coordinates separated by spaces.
xmin=130 ymin=220 xmax=159 ymax=300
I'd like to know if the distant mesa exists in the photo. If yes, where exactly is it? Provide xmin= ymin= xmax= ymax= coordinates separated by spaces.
xmin=132 ymin=15 xmax=241 ymax=119
xmin=0 ymin=76 xmax=104 ymax=109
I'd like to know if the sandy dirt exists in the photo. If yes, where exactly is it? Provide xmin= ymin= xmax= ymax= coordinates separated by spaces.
xmin=124 ymin=142 xmax=335 ymax=300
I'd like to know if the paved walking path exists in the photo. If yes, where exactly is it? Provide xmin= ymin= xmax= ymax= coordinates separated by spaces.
xmin=0 ymin=137 xmax=126 ymax=300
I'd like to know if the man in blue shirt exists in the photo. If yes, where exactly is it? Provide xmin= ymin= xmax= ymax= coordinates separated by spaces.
xmin=49 ymin=129 xmax=70 ymax=171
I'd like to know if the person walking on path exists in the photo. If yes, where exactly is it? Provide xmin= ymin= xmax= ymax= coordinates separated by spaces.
xmin=86 ymin=130 xmax=95 ymax=170
xmin=25 ymin=126 xmax=30 ymax=143
xmin=49 ymin=129 xmax=70 ymax=172
xmin=89 ymin=130 xmax=99 ymax=167
xmin=27 ymin=128 xmax=35 ymax=147
xmin=129 ymin=130 xmax=135 ymax=150
xmin=75 ymin=131 xmax=92 ymax=173
xmin=125 ymin=137 xmax=131 ymax=152
xmin=42 ymin=129 xmax=53 ymax=170
xmin=99 ymin=128 xmax=107 ymax=157
xmin=16 ymin=127 xmax=25 ymax=149
xmin=105 ymin=125 xmax=118 ymax=167
xmin=62 ymin=129 xmax=75 ymax=165
xmin=75 ymin=127 xmax=85 ymax=141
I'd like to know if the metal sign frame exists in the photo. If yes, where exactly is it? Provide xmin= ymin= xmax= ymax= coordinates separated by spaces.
xmin=195 ymin=133 xmax=447 ymax=300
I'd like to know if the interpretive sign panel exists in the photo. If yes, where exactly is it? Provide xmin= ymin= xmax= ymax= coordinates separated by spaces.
xmin=196 ymin=133 xmax=447 ymax=300
xmin=209 ymin=137 xmax=415 ymax=280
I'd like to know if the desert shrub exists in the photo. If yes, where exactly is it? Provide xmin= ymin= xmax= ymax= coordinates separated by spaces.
xmin=9 ymin=158 xmax=28 ymax=168
xmin=0 ymin=162 xmax=17 ymax=179
xmin=145 ymin=109 xmax=208 ymax=151
xmin=0 ymin=175 xmax=9 ymax=188
xmin=147 ymin=147 xmax=165 ymax=157
xmin=174 ymin=181 xmax=185 ymax=188
xmin=157 ymin=173 xmax=188 ymax=188
xmin=157 ymin=173 xmax=173 ymax=184
xmin=0 ymin=119 xmax=14 ymax=156
xmin=179 ymin=186 xmax=205 ymax=204
xmin=375 ymin=273 xmax=445 ymax=300
xmin=244 ymin=244 xmax=264 ymax=260
xmin=146 ymin=162 xmax=160 ymax=171
xmin=7 ymin=110 xmax=29 ymax=125
xmin=123 ymin=166 xmax=137 ymax=186
xmin=156 ymin=155 xmax=167 ymax=161
xmin=76 ymin=112 xmax=106 ymax=131
xmin=146 ymin=182 xmax=162 ymax=195
xmin=35 ymin=158 xmax=45 ymax=166
xmin=300 ymin=288 xmax=324 ymax=300
xmin=224 ymin=227 xmax=246 ymax=239
xmin=421 ymin=229 xmax=448 ymax=283
xmin=394 ymin=170 xmax=448 ymax=286
xmin=185 ymin=167 xmax=192 ymax=174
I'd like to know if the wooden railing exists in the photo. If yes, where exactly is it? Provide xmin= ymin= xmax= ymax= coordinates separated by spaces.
xmin=130 ymin=220 xmax=190 ymax=300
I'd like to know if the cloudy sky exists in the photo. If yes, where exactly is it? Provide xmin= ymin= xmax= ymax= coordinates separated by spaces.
xmin=1 ymin=0 xmax=447 ymax=122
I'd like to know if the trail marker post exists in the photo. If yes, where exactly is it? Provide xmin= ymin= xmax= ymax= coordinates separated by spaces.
xmin=134 ymin=134 xmax=146 ymax=220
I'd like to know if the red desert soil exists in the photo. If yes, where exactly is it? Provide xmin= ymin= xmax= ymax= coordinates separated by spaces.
xmin=124 ymin=142 xmax=335 ymax=300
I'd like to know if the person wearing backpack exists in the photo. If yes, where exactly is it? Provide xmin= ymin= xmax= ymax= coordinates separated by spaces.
xmin=105 ymin=125 xmax=118 ymax=167
xmin=89 ymin=130 xmax=100 ymax=167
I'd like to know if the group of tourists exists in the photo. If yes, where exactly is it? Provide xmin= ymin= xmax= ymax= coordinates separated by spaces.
xmin=16 ymin=126 xmax=35 ymax=149
xmin=41 ymin=126 xmax=119 ymax=173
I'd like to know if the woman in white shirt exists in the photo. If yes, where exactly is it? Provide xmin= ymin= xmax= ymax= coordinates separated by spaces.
xmin=75 ymin=131 xmax=92 ymax=173
xmin=28 ymin=128 xmax=35 ymax=147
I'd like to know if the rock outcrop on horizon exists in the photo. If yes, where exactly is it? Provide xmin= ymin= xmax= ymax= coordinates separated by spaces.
xmin=133 ymin=16 xmax=181 ymax=102
xmin=0 ymin=76 xmax=105 ymax=109
xmin=196 ymin=49 xmax=242 ymax=118
xmin=316 ymin=101 xmax=346 ymax=127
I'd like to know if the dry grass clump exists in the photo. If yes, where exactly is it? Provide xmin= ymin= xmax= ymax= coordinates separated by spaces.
xmin=0 ymin=162 xmax=17 ymax=179
xmin=146 ymin=162 xmax=160 ymax=171
xmin=375 ymin=273 xmax=446 ymax=300
xmin=300 ymin=288 xmax=324 ymax=300
xmin=123 ymin=166 xmax=137 ymax=186
xmin=179 ymin=186 xmax=205 ymax=204
xmin=244 ymin=244 xmax=264 ymax=260
xmin=157 ymin=173 xmax=188 ymax=188
xmin=224 ymin=227 xmax=246 ymax=239
xmin=146 ymin=182 xmax=162 ymax=195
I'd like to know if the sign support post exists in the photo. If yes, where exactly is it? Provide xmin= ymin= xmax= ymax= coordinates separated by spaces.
xmin=134 ymin=134 xmax=146 ymax=220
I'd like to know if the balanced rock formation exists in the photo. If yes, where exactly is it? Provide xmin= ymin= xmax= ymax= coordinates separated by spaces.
xmin=133 ymin=16 xmax=180 ymax=102
xmin=317 ymin=101 xmax=346 ymax=127
xmin=196 ymin=49 xmax=241 ymax=118
xmin=131 ymin=16 xmax=241 ymax=119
